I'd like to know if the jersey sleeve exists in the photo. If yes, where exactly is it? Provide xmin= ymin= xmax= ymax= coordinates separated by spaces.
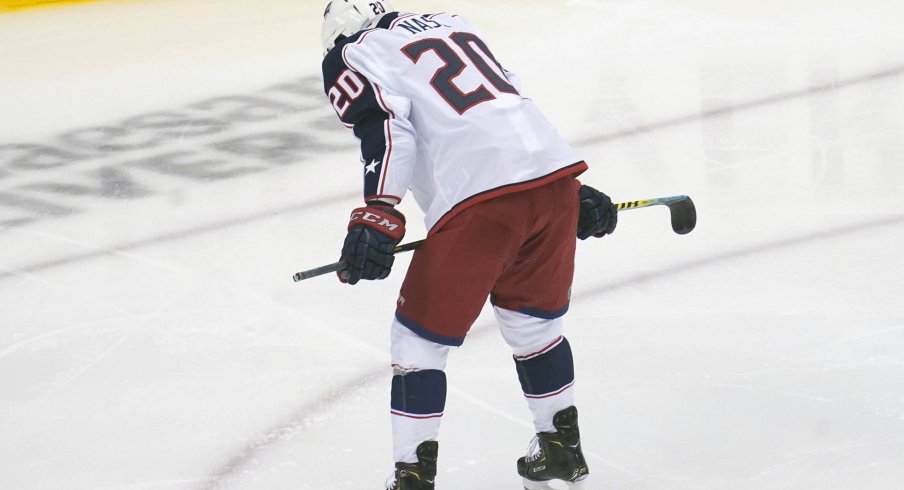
xmin=322 ymin=43 xmax=417 ymax=205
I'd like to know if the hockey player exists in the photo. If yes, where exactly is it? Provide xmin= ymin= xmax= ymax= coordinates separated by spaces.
xmin=320 ymin=1 xmax=617 ymax=488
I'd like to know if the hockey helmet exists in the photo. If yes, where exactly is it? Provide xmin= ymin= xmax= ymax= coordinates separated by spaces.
xmin=321 ymin=0 xmax=394 ymax=55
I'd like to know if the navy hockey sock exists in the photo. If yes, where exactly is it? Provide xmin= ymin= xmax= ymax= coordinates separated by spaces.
xmin=513 ymin=336 xmax=576 ymax=433
xmin=391 ymin=369 xmax=447 ymax=463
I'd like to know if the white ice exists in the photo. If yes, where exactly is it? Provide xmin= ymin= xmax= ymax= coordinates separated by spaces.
xmin=1 ymin=1 xmax=903 ymax=489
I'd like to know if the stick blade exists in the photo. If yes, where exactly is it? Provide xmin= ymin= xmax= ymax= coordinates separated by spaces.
xmin=667 ymin=196 xmax=697 ymax=235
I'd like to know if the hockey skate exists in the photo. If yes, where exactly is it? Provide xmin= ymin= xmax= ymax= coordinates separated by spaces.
xmin=384 ymin=441 xmax=438 ymax=490
xmin=517 ymin=406 xmax=589 ymax=490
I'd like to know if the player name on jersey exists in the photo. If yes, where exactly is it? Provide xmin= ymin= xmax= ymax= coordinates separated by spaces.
xmin=394 ymin=14 xmax=448 ymax=35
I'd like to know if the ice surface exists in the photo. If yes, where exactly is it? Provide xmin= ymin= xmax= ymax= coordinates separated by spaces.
xmin=1 ymin=1 xmax=903 ymax=489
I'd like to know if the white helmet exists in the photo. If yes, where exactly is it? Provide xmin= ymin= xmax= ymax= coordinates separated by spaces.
xmin=321 ymin=0 xmax=394 ymax=55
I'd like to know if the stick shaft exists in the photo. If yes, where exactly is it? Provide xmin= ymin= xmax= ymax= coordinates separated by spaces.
xmin=292 ymin=196 xmax=691 ymax=282
xmin=616 ymin=195 xmax=689 ymax=211
xmin=291 ymin=239 xmax=426 ymax=282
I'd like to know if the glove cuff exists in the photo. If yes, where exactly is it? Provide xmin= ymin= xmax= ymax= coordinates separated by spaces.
xmin=348 ymin=204 xmax=406 ymax=242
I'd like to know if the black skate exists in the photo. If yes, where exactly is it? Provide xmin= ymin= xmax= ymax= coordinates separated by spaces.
xmin=384 ymin=441 xmax=438 ymax=490
xmin=517 ymin=406 xmax=589 ymax=489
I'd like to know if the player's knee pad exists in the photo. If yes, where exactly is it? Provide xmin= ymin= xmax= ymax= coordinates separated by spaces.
xmin=391 ymin=318 xmax=452 ymax=371
xmin=494 ymin=306 xmax=565 ymax=357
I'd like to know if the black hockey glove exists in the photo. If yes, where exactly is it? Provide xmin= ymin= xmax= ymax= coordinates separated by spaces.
xmin=577 ymin=184 xmax=617 ymax=240
xmin=338 ymin=204 xmax=406 ymax=285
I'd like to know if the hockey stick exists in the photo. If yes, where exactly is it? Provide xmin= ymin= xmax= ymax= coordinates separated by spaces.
xmin=292 ymin=195 xmax=695 ymax=282
xmin=292 ymin=240 xmax=423 ymax=282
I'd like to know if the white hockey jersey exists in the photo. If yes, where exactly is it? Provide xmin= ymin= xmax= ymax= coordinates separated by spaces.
xmin=322 ymin=12 xmax=586 ymax=233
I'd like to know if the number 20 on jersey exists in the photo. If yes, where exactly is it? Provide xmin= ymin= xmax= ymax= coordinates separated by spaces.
xmin=328 ymin=31 xmax=519 ymax=118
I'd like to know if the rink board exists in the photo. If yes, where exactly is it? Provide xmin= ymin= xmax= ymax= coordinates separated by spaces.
xmin=0 ymin=0 xmax=106 ymax=13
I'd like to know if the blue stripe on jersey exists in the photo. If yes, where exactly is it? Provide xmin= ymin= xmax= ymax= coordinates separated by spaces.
xmin=395 ymin=312 xmax=466 ymax=346
xmin=514 ymin=337 xmax=575 ymax=396
xmin=391 ymin=369 xmax=447 ymax=416
xmin=376 ymin=11 xmax=401 ymax=29
xmin=322 ymin=33 xmax=391 ymax=200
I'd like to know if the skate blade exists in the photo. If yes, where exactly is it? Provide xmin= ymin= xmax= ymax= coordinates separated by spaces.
xmin=522 ymin=476 xmax=588 ymax=490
